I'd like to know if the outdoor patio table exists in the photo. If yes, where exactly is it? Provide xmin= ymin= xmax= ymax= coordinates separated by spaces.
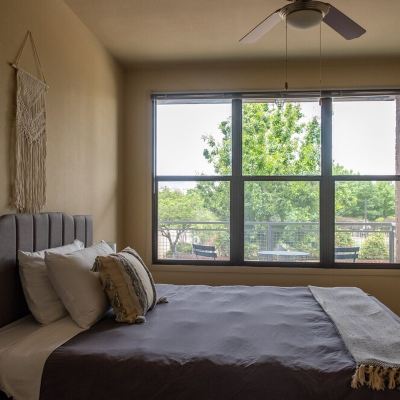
xmin=257 ymin=250 xmax=310 ymax=261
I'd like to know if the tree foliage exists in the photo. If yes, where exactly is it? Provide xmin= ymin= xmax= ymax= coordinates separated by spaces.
xmin=201 ymin=103 xmax=321 ymax=224
xmin=336 ymin=181 xmax=395 ymax=221
xmin=200 ymin=103 xmax=323 ymax=257
xmin=201 ymin=102 xmax=394 ymax=224
xmin=158 ymin=187 xmax=214 ymax=256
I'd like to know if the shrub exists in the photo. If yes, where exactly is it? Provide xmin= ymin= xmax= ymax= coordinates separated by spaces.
xmin=335 ymin=231 xmax=354 ymax=247
xmin=280 ymin=225 xmax=319 ymax=258
xmin=245 ymin=241 xmax=261 ymax=260
xmin=166 ymin=241 xmax=193 ymax=258
xmin=175 ymin=242 xmax=193 ymax=254
xmin=359 ymin=233 xmax=388 ymax=260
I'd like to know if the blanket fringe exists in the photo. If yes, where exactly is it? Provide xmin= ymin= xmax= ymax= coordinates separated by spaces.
xmin=351 ymin=364 xmax=400 ymax=391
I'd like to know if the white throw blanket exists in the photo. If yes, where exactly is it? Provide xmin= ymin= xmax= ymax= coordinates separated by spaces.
xmin=309 ymin=286 xmax=400 ymax=391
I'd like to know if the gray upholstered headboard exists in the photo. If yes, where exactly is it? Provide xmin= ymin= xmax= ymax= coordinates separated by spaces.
xmin=0 ymin=213 xmax=93 ymax=328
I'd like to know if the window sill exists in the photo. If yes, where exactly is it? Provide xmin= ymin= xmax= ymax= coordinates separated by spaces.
xmin=151 ymin=263 xmax=400 ymax=277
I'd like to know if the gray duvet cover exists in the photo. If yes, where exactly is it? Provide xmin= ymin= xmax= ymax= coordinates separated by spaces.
xmin=40 ymin=284 xmax=400 ymax=400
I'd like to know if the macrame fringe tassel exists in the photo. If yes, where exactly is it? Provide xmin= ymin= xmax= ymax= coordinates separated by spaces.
xmin=351 ymin=364 xmax=400 ymax=391
xmin=15 ymin=131 xmax=46 ymax=213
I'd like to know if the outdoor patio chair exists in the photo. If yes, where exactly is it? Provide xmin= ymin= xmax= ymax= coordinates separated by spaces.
xmin=335 ymin=246 xmax=360 ymax=262
xmin=192 ymin=244 xmax=217 ymax=260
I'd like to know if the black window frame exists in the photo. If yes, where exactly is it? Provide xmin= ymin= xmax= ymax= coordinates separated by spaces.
xmin=152 ymin=90 xmax=400 ymax=269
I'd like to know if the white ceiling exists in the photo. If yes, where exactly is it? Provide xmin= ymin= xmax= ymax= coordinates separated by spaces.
xmin=64 ymin=0 xmax=400 ymax=64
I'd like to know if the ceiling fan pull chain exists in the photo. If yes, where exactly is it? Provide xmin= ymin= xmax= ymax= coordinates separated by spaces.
xmin=319 ymin=20 xmax=323 ymax=104
xmin=319 ymin=20 xmax=322 ymax=87
xmin=285 ymin=18 xmax=288 ymax=91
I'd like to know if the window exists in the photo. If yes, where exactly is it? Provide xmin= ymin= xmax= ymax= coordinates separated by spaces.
xmin=244 ymin=181 xmax=320 ymax=262
xmin=153 ymin=92 xmax=400 ymax=268
xmin=332 ymin=96 xmax=398 ymax=265
xmin=156 ymin=102 xmax=232 ymax=176
xmin=242 ymin=100 xmax=321 ymax=176
xmin=332 ymin=99 xmax=396 ymax=175
xmin=157 ymin=181 xmax=230 ymax=261
xmin=154 ymin=100 xmax=232 ymax=263
xmin=335 ymin=181 xmax=396 ymax=263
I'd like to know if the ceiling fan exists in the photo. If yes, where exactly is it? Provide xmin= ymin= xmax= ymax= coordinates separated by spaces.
xmin=240 ymin=0 xmax=366 ymax=43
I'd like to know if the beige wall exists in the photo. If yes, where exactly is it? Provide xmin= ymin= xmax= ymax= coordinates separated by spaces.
xmin=0 ymin=0 xmax=123 ymax=243
xmin=124 ymin=58 xmax=400 ymax=314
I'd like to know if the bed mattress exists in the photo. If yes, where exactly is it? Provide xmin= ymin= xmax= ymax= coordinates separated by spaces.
xmin=39 ymin=284 xmax=400 ymax=400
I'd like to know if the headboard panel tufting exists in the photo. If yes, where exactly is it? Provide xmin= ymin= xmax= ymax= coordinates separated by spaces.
xmin=0 ymin=213 xmax=93 ymax=328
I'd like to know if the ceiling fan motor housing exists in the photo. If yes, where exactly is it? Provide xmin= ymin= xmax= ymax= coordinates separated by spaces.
xmin=281 ymin=1 xmax=331 ymax=29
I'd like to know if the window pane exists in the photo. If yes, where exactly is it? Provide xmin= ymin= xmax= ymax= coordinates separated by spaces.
xmin=333 ymin=98 xmax=396 ymax=175
xmin=335 ymin=181 xmax=398 ymax=263
xmin=242 ymin=100 xmax=321 ymax=176
xmin=157 ymin=181 xmax=230 ymax=260
xmin=244 ymin=181 xmax=320 ymax=262
xmin=156 ymin=101 xmax=232 ymax=175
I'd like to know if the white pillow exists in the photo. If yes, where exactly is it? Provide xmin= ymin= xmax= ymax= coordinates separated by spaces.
xmin=18 ymin=240 xmax=84 ymax=325
xmin=45 ymin=241 xmax=114 ymax=329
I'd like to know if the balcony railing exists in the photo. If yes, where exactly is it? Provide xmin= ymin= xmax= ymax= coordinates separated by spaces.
xmin=158 ymin=221 xmax=397 ymax=263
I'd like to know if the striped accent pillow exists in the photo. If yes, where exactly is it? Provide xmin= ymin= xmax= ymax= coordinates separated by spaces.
xmin=93 ymin=248 xmax=165 ymax=324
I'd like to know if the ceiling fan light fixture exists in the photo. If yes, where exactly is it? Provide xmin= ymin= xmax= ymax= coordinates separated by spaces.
xmin=286 ymin=9 xmax=323 ymax=29
xmin=239 ymin=0 xmax=366 ymax=44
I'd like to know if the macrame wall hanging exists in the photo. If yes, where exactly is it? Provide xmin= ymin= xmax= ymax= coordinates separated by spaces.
xmin=11 ymin=31 xmax=48 ymax=213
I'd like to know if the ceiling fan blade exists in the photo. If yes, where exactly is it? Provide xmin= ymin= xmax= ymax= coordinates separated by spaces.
xmin=323 ymin=4 xmax=366 ymax=40
xmin=240 ymin=10 xmax=282 ymax=44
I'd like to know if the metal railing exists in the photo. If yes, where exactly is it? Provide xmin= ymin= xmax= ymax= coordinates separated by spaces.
xmin=157 ymin=221 xmax=396 ymax=262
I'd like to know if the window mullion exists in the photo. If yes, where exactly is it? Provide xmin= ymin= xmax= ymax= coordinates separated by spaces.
xmin=320 ymin=97 xmax=334 ymax=266
xmin=231 ymin=99 xmax=244 ymax=265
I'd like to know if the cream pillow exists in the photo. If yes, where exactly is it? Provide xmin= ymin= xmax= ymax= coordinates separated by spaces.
xmin=45 ymin=241 xmax=113 ymax=329
xmin=94 ymin=247 xmax=167 ymax=324
xmin=18 ymin=240 xmax=84 ymax=325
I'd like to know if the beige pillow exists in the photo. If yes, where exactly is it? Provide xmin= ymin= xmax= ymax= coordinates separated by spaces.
xmin=45 ymin=241 xmax=113 ymax=329
xmin=94 ymin=248 xmax=165 ymax=324
xmin=18 ymin=240 xmax=84 ymax=324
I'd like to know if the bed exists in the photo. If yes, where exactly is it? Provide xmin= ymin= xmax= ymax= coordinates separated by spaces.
xmin=0 ymin=212 xmax=399 ymax=400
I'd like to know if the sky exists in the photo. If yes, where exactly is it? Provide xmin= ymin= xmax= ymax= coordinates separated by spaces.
xmin=157 ymin=103 xmax=231 ymax=176
xmin=156 ymin=100 xmax=396 ymax=184
xmin=332 ymin=101 xmax=395 ymax=175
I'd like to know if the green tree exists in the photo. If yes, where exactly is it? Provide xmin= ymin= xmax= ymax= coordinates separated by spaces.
xmin=201 ymin=103 xmax=395 ymax=222
xmin=336 ymin=181 xmax=395 ymax=221
xmin=203 ymin=103 xmax=321 ymax=178
xmin=201 ymin=103 xmax=321 ymax=223
xmin=158 ymin=187 xmax=215 ymax=257
xmin=201 ymin=102 xmax=321 ymax=257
